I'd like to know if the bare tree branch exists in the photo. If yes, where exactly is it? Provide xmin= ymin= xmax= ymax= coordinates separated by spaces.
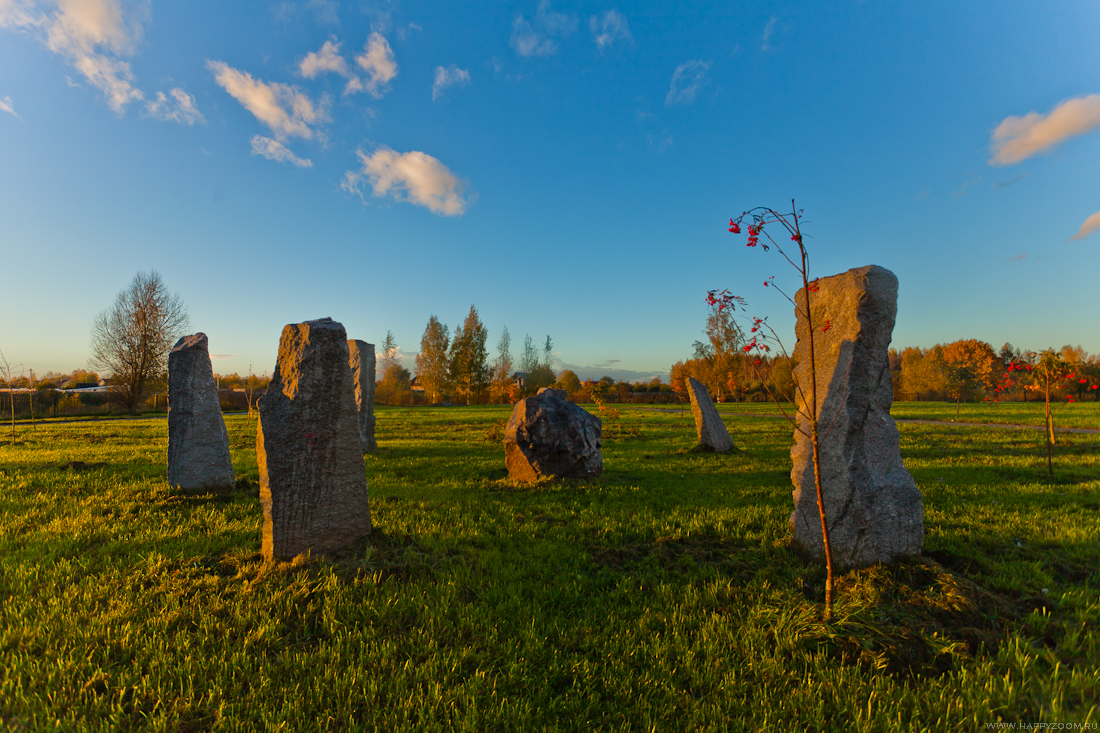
xmin=89 ymin=271 xmax=190 ymax=413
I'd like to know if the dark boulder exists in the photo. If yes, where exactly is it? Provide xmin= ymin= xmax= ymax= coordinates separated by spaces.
xmin=505 ymin=390 xmax=602 ymax=482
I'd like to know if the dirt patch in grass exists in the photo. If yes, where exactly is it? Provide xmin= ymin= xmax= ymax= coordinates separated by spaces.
xmin=57 ymin=461 xmax=108 ymax=471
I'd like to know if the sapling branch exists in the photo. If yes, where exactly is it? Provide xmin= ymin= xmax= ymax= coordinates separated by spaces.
xmin=723 ymin=199 xmax=836 ymax=619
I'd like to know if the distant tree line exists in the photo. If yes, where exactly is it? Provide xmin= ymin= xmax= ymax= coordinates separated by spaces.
xmin=890 ymin=342 xmax=1100 ymax=405
xmin=666 ymin=299 xmax=1100 ymax=406
xmin=375 ymin=306 xmax=559 ymax=406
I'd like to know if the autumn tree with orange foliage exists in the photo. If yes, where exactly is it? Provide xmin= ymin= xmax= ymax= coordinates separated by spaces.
xmin=941 ymin=339 xmax=1000 ymax=416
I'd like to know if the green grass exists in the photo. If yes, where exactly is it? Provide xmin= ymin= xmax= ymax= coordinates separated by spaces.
xmin=705 ymin=400 xmax=1100 ymax=431
xmin=0 ymin=405 xmax=1097 ymax=731
xmin=888 ymin=402 xmax=1100 ymax=431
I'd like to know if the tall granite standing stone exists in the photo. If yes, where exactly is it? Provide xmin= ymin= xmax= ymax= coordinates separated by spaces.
xmin=686 ymin=377 xmax=735 ymax=452
xmin=789 ymin=265 xmax=923 ymax=569
xmin=257 ymin=318 xmax=371 ymax=560
xmin=347 ymin=340 xmax=377 ymax=452
xmin=167 ymin=333 xmax=235 ymax=493
xmin=505 ymin=389 xmax=603 ymax=482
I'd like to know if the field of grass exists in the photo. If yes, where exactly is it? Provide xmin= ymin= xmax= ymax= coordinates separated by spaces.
xmin=1 ymin=404 xmax=1098 ymax=731
xmin=888 ymin=402 xmax=1100 ymax=431
xmin=705 ymin=400 xmax=1100 ymax=431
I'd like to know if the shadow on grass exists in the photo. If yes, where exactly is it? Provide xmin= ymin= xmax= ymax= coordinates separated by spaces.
xmin=584 ymin=529 xmax=1077 ymax=680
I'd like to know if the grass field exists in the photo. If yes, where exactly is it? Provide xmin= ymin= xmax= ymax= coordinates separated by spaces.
xmin=0 ymin=403 xmax=1097 ymax=731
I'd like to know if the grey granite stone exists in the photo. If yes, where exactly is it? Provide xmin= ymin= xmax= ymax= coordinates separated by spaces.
xmin=257 ymin=318 xmax=371 ymax=560
xmin=686 ymin=377 xmax=735 ymax=453
xmin=348 ymin=340 xmax=377 ymax=452
xmin=167 ymin=333 xmax=235 ymax=493
xmin=789 ymin=265 xmax=923 ymax=569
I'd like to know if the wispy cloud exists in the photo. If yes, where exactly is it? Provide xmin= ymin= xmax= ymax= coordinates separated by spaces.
xmin=535 ymin=0 xmax=577 ymax=35
xmin=1070 ymin=209 xmax=1100 ymax=241
xmin=342 ymin=146 xmax=474 ymax=216
xmin=993 ymin=172 xmax=1028 ymax=190
xmin=352 ymin=32 xmax=397 ymax=98
xmin=273 ymin=0 xmax=340 ymax=26
xmin=511 ymin=16 xmax=555 ymax=56
xmin=1007 ymin=252 xmax=1027 ymax=262
xmin=210 ymin=353 xmax=242 ymax=360
xmin=761 ymin=16 xmax=777 ymax=50
xmin=511 ymin=0 xmax=577 ymax=57
xmin=298 ymin=39 xmax=367 ymax=96
xmin=432 ymin=65 xmax=470 ymax=100
xmin=951 ymin=171 xmax=982 ymax=199
xmin=143 ymin=88 xmax=204 ymax=124
xmin=395 ymin=22 xmax=421 ymax=42
xmin=665 ymin=60 xmax=711 ymax=106
xmin=990 ymin=94 xmax=1100 ymax=165
xmin=0 ymin=0 xmax=145 ymax=113
xmin=251 ymin=135 xmax=312 ymax=167
xmin=590 ymin=9 xmax=631 ymax=50
xmin=0 ymin=0 xmax=204 ymax=122
xmin=0 ymin=95 xmax=22 ymax=121
xmin=207 ymin=60 xmax=327 ymax=141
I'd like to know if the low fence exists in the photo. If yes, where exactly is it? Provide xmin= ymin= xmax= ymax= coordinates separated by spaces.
xmin=0 ymin=388 xmax=269 ymax=418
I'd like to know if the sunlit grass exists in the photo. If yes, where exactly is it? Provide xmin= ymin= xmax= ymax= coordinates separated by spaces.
xmin=0 ymin=406 xmax=1097 ymax=730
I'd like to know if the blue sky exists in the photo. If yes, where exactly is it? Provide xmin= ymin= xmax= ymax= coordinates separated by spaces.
xmin=1 ymin=0 xmax=1098 ymax=382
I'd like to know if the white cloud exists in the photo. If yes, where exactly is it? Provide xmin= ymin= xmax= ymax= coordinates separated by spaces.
xmin=143 ymin=87 xmax=203 ymax=124
xmin=511 ymin=1 xmax=576 ymax=57
xmin=353 ymin=32 xmax=397 ymax=99
xmin=0 ymin=95 xmax=22 ymax=121
xmin=1070 ymin=209 xmax=1100 ymax=241
xmin=761 ymin=16 xmax=777 ymax=50
xmin=990 ymin=94 xmax=1100 ymax=166
xmin=590 ymin=10 xmax=631 ymax=50
xmin=342 ymin=146 xmax=474 ymax=216
xmin=432 ymin=65 xmax=470 ymax=100
xmin=298 ymin=39 xmax=373 ymax=96
xmin=251 ymin=135 xmax=312 ymax=167
xmin=1 ymin=0 xmax=146 ymax=113
xmin=207 ymin=60 xmax=327 ymax=141
xmin=665 ymin=60 xmax=711 ymax=106
xmin=71 ymin=52 xmax=142 ymax=112
xmin=299 ymin=39 xmax=348 ymax=78
xmin=0 ymin=0 xmax=43 ymax=30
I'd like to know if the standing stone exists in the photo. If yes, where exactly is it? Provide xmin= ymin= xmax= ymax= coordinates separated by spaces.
xmin=505 ymin=389 xmax=602 ymax=482
xmin=348 ymin=340 xmax=377 ymax=452
xmin=257 ymin=318 xmax=371 ymax=560
xmin=686 ymin=377 xmax=735 ymax=452
xmin=167 ymin=333 xmax=235 ymax=494
xmin=789 ymin=265 xmax=923 ymax=569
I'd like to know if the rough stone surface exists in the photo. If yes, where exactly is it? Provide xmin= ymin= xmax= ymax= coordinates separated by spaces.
xmin=348 ymin=340 xmax=377 ymax=452
xmin=686 ymin=377 xmax=735 ymax=452
xmin=789 ymin=265 xmax=923 ymax=569
xmin=167 ymin=333 xmax=235 ymax=493
xmin=505 ymin=390 xmax=602 ymax=482
xmin=257 ymin=318 xmax=371 ymax=560
xmin=537 ymin=387 xmax=568 ymax=400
